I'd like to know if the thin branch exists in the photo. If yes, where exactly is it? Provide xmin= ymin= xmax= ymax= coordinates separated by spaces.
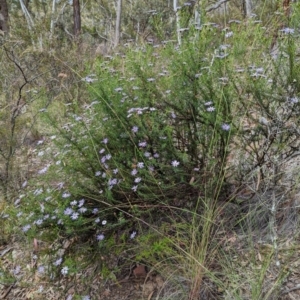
xmin=205 ymin=0 xmax=230 ymax=13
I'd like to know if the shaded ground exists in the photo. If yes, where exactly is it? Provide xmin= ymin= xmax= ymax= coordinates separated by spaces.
xmin=2 ymin=231 xmax=300 ymax=300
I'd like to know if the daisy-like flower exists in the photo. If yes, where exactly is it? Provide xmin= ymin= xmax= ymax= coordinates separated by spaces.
xmin=102 ymin=220 xmax=107 ymax=225
xmin=78 ymin=207 xmax=87 ymax=213
xmin=206 ymin=106 xmax=215 ymax=112
xmin=134 ymin=177 xmax=142 ymax=183
xmin=61 ymin=266 xmax=69 ymax=275
xmin=137 ymin=162 xmax=144 ymax=169
xmin=70 ymin=200 xmax=77 ymax=206
xmin=225 ymin=31 xmax=233 ymax=38
xmin=95 ymin=218 xmax=100 ymax=223
xmin=62 ymin=192 xmax=71 ymax=198
xmin=97 ymin=234 xmax=105 ymax=241
xmin=221 ymin=123 xmax=230 ymax=131
xmin=130 ymin=231 xmax=137 ymax=239
xmin=22 ymin=224 xmax=31 ymax=232
xmin=54 ymin=258 xmax=62 ymax=266
xmin=102 ymin=138 xmax=108 ymax=144
xmin=131 ymin=169 xmax=138 ymax=176
xmin=92 ymin=208 xmax=99 ymax=214
xmin=132 ymin=126 xmax=139 ymax=133
xmin=71 ymin=212 xmax=79 ymax=220
xmin=64 ymin=208 xmax=73 ymax=215
xmin=139 ymin=141 xmax=147 ymax=148
xmin=35 ymin=219 xmax=43 ymax=225
xmin=37 ymin=265 xmax=45 ymax=274
xmin=171 ymin=160 xmax=180 ymax=167
xmin=78 ymin=199 xmax=85 ymax=207
xmin=132 ymin=185 xmax=138 ymax=192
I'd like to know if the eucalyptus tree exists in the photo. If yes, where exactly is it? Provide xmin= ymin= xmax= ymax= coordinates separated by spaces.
xmin=73 ymin=0 xmax=81 ymax=36
xmin=0 ymin=0 xmax=9 ymax=33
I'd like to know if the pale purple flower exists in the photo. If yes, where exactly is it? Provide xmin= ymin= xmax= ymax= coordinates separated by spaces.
xmin=37 ymin=265 xmax=45 ymax=274
xmin=92 ymin=208 xmax=99 ymax=214
xmin=113 ymin=168 xmax=119 ymax=174
xmin=153 ymin=153 xmax=159 ymax=158
xmin=71 ymin=212 xmax=79 ymax=220
xmin=108 ymin=178 xmax=118 ymax=186
xmin=95 ymin=171 xmax=101 ymax=176
xmin=38 ymin=166 xmax=49 ymax=175
xmin=132 ymin=126 xmax=139 ymax=133
xmin=99 ymin=148 xmax=105 ymax=154
xmin=62 ymin=192 xmax=71 ymax=198
xmin=147 ymin=78 xmax=155 ymax=82
xmin=280 ymin=27 xmax=295 ymax=34
xmin=13 ymin=265 xmax=21 ymax=275
xmin=130 ymin=231 xmax=137 ymax=239
xmin=221 ymin=123 xmax=230 ymax=131
xmin=106 ymin=154 xmax=112 ymax=160
xmin=95 ymin=218 xmax=100 ymax=223
xmin=22 ymin=181 xmax=27 ymax=188
xmin=78 ymin=199 xmax=85 ymax=207
xmin=70 ymin=200 xmax=77 ymax=206
xmin=139 ymin=141 xmax=147 ymax=148
xmin=131 ymin=169 xmax=138 ymax=176
xmin=102 ymin=220 xmax=107 ymax=225
xmin=134 ymin=177 xmax=142 ymax=183
xmin=132 ymin=185 xmax=138 ymax=192
xmin=171 ymin=160 xmax=180 ymax=167
xmin=66 ymin=295 xmax=73 ymax=300
xmin=115 ymin=87 xmax=123 ymax=92
xmin=225 ymin=31 xmax=233 ymax=38
xmin=206 ymin=106 xmax=215 ymax=112
xmin=61 ymin=266 xmax=69 ymax=275
xmin=78 ymin=207 xmax=87 ymax=213
xmin=289 ymin=97 xmax=299 ymax=104
xmin=204 ymin=101 xmax=213 ymax=106
xmin=82 ymin=296 xmax=91 ymax=300
xmin=137 ymin=162 xmax=144 ymax=169
xmin=22 ymin=224 xmax=31 ymax=232
xmin=97 ymin=234 xmax=105 ymax=241
xmin=144 ymin=152 xmax=151 ymax=158
xmin=33 ymin=188 xmax=43 ymax=196
xmin=35 ymin=219 xmax=43 ymax=225
xmin=64 ymin=208 xmax=73 ymax=215
xmin=54 ymin=258 xmax=63 ymax=266
xmin=102 ymin=138 xmax=108 ymax=144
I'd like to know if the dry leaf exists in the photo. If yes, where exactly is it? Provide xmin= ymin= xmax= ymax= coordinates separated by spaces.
xmin=257 ymin=251 xmax=262 ymax=262
xmin=133 ymin=264 xmax=147 ymax=278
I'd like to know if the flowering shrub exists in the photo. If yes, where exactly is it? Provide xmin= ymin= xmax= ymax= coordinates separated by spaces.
xmin=16 ymin=13 xmax=300 ymax=283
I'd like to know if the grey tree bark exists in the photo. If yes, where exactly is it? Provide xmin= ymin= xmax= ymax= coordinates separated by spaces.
xmin=114 ymin=0 xmax=122 ymax=48
xmin=243 ymin=0 xmax=252 ymax=17
xmin=73 ymin=0 xmax=81 ymax=37
xmin=0 ymin=0 xmax=9 ymax=33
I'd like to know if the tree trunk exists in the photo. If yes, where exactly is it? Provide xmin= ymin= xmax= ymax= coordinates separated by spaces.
xmin=73 ymin=0 xmax=81 ymax=37
xmin=173 ymin=0 xmax=181 ymax=46
xmin=0 ymin=0 xmax=9 ymax=33
xmin=114 ymin=0 xmax=122 ymax=48
xmin=243 ymin=0 xmax=252 ymax=18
